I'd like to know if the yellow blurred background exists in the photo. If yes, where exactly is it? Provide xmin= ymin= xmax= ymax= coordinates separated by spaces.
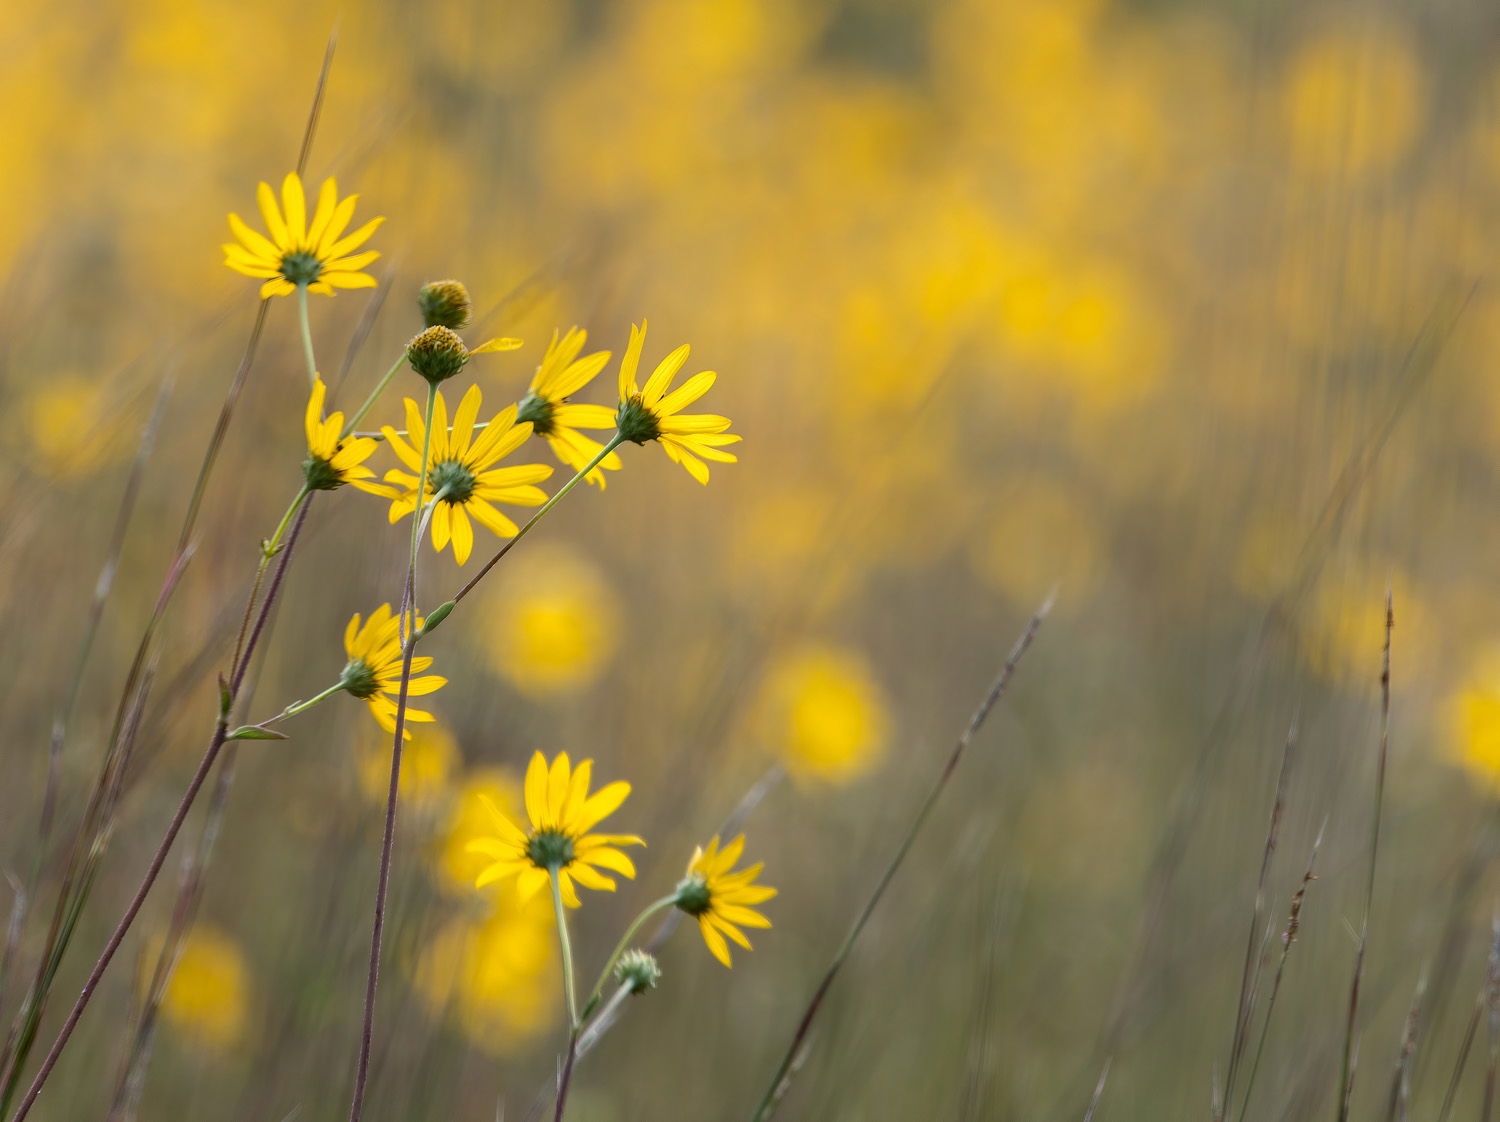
xmin=5 ymin=0 xmax=1500 ymax=1118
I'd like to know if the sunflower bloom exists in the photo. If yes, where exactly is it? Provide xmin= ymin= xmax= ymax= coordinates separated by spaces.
xmin=369 ymin=386 xmax=553 ymax=565
xmin=517 ymin=328 xmax=621 ymax=488
xmin=302 ymin=378 xmax=384 ymax=493
xmin=223 ymin=172 xmax=383 ymax=299
xmin=614 ymin=320 xmax=740 ymax=485
xmin=467 ymin=751 xmax=644 ymax=908
xmin=674 ymin=835 xmax=775 ymax=967
xmin=338 ymin=605 xmax=447 ymax=738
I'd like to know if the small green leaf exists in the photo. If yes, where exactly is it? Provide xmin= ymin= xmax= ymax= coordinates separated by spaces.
xmin=227 ymin=725 xmax=289 ymax=742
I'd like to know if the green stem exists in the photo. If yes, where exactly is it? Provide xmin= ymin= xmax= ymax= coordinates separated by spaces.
xmin=255 ymin=680 xmax=346 ymax=726
xmin=401 ymin=383 xmax=439 ymax=646
xmin=551 ymin=871 xmax=579 ymax=1030
xmin=453 ymin=432 xmax=626 ymax=606
xmin=341 ymin=352 xmax=409 ymax=438
xmin=582 ymin=896 xmax=676 ymax=1021
xmin=231 ymin=486 xmax=311 ymax=675
xmin=297 ymin=285 xmax=317 ymax=386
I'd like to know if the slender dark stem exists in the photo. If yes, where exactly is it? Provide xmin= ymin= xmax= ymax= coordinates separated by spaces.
xmin=748 ymin=596 xmax=1051 ymax=1122
xmin=1336 ymin=592 xmax=1394 ymax=1122
xmin=7 ymin=502 xmax=311 ymax=1122
xmin=554 ymin=1033 xmax=580 ymax=1122
xmin=1435 ymin=991 xmax=1484 ymax=1122
xmin=345 ymin=609 xmax=419 ymax=1122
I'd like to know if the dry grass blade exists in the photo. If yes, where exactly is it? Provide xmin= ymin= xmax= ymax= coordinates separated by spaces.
xmin=1336 ymin=590 xmax=1394 ymax=1122
xmin=1220 ymin=723 xmax=1298 ymax=1120
xmin=1382 ymin=969 xmax=1425 ymax=1122
xmin=748 ymin=594 xmax=1052 ymax=1122
xmin=1235 ymin=819 xmax=1325 ymax=1122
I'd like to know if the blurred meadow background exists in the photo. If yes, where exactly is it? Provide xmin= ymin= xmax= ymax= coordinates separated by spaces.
xmin=6 ymin=0 xmax=1500 ymax=1118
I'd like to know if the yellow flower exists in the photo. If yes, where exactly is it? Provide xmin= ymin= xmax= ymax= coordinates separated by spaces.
xmin=338 ymin=605 xmax=447 ymax=738
xmin=614 ymin=320 xmax=741 ymax=484
xmin=139 ymin=925 xmax=249 ymax=1050
xmin=302 ymin=378 xmax=383 ymax=493
xmin=467 ymin=751 xmax=643 ymax=908
xmin=223 ymin=172 xmax=383 ymax=298
xmin=1451 ymin=647 xmax=1500 ymax=794
xmin=412 ymin=896 xmax=558 ymax=1052
xmin=356 ymin=725 xmax=458 ymax=815
xmin=674 ymin=835 xmax=775 ymax=968
xmin=485 ymin=546 xmax=621 ymax=696
xmin=518 ymin=327 xmax=622 ymax=488
xmin=371 ymin=385 xmax=553 ymax=565
xmin=758 ymin=644 xmax=890 ymax=785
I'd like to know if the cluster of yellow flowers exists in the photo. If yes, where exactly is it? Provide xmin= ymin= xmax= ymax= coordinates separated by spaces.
xmin=222 ymin=170 xmax=772 ymax=1093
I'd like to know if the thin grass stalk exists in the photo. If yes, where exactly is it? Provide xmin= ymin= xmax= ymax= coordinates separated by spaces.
xmin=1336 ymin=592 xmax=1394 ymax=1122
xmin=748 ymin=596 xmax=1051 ymax=1122
xmin=1083 ymin=1059 xmax=1112 ymax=1122
xmin=1435 ymin=991 xmax=1485 ymax=1122
xmin=1234 ymin=820 xmax=1325 ymax=1122
xmin=1383 ymin=970 xmax=1425 ymax=1122
xmin=1485 ymin=911 xmax=1500 ymax=1122
xmin=1220 ymin=725 xmax=1298 ymax=1119
xmin=6 ymin=500 xmax=313 ymax=1122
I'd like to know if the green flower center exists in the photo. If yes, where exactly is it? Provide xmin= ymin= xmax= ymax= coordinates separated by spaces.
xmin=280 ymin=251 xmax=323 ymax=286
xmin=674 ymin=873 xmax=712 ymax=917
xmin=517 ymin=391 xmax=556 ymax=436
xmin=339 ymin=658 xmax=379 ymax=700
xmin=429 ymin=460 xmax=476 ymax=504
xmin=615 ymin=395 xmax=661 ymax=445
xmin=302 ymin=454 xmax=344 ymax=492
xmin=527 ymin=829 xmax=576 ymax=871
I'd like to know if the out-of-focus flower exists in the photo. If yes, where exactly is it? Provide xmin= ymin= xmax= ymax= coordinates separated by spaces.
xmin=1450 ymin=647 xmax=1500 ymax=793
xmin=370 ymin=387 xmax=552 ymax=565
xmin=615 ymin=320 xmax=740 ymax=484
xmin=223 ymin=173 xmax=383 ymax=298
xmin=519 ymin=327 xmax=621 ymax=487
xmin=23 ymin=375 xmax=122 ymax=478
xmin=338 ymin=605 xmax=446 ymax=737
xmin=356 ymin=724 xmax=459 ymax=815
xmin=412 ymin=894 xmax=558 ymax=1053
xmin=673 ymin=834 xmax=775 ymax=968
xmin=969 ymin=480 xmax=1104 ymax=611
xmin=758 ymin=643 xmax=890 ymax=784
xmin=467 ymin=751 xmax=643 ymax=908
xmin=302 ymin=378 xmax=381 ymax=493
xmin=1281 ymin=25 xmax=1425 ymax=176
xmin=140 ymin=925 xmax=249 ymax=1050
xmin=437 ymin=770 xmax=526 ymax=894
xmin=485 ymin=545 xmax=620 ymax=696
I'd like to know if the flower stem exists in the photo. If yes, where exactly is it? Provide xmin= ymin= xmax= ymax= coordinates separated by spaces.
xmin=400 ymin=383 xmax=439 ymax=646
xmin=341 ymin=352 xmax=409 ymax=438
xmin=551 ymin=871 xmax=579 ymax=1030
xmin=231 ymin=485 xmax=311 ymax=676
xmin=251 ymin=680 xmax=345 ymax=727
xmin=582 ymin=896 xmax=676 ymax=1020
xmin=453 ymin=432 xmax=625 ymax=606
xmin=297 ymin=284 xmax=317 ymax=387
xmin=346 ymin=384 xmax=439 ymax=1122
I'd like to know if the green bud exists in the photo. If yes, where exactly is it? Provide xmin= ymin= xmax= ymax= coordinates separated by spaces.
xmin=406 ymin=326 xmax=470 ymax=385
xmin=614 ymin=949 xmax=662 ymax=995
xmin=418 ymin=280 xmax=473 ymax=330
xmin=418 ymin=600 xmax=456 ymax=638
